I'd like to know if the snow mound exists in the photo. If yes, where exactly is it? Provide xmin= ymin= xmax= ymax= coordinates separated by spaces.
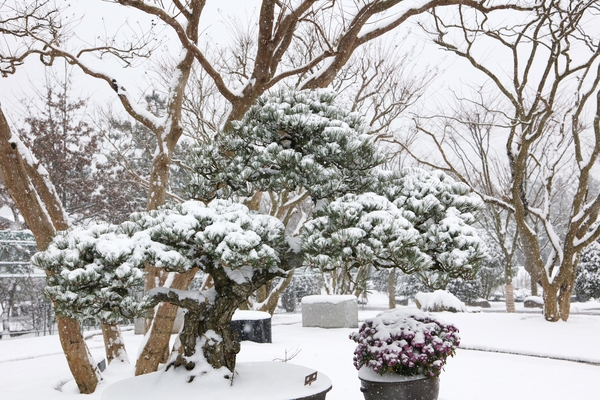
xmin=414 ymin=290 xmax=467 ymax=313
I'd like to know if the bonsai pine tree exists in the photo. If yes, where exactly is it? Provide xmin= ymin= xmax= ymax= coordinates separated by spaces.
xmin=375 ymin=168 xmax=488 ymax=289
xmin=34 ymin=89 xmax=487 ymax=382
xmin=34 ymin=200 xmax=292 ymax=380
xmin=186 ymin=89 xmax=384 ymax=202
xmin=301 ymin=193 xmax=430 ymax=296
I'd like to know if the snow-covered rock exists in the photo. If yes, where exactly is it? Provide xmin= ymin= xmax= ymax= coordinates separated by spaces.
xmin=414 ymin=290 xmax=468 ymax=313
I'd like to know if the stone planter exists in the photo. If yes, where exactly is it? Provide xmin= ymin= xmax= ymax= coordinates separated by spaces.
xmin=358 ymin=367 xmax=439 ymax=400
xmin=102 ymin=362 xmax=332 ymax=400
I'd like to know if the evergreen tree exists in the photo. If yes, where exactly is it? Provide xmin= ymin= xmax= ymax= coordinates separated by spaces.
xmin=301 ymin=193 xmax=429 ymax=295
xmin=18 ymin=80 xmax=149 ymax=224
xmin=574 ymin=241 xmax=600 ymax=302
xmin=186 ymin=89 xmax=384 ymax=202
xmin=374 ymin=168 xmax=488 ymax=289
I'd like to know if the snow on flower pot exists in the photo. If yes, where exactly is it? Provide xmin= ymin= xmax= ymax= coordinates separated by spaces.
xmin=350 ymin=309 xmax=460 ymax=400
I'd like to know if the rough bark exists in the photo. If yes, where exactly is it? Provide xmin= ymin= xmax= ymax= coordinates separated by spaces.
xmin=541 ymin=284 xmax=559 ymax=322
xmin=150 ymin=273 xmax=256 ymax=379
xmin=504 ymin=283 xmax=515 ymax=313
xmin=101 ymin=323 xmax=129 ymax=364
xmin=0 ymin=107 xmax=99 ymax=393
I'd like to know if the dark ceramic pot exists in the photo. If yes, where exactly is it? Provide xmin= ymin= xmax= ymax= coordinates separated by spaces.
xmin=359 ymin=375 xmax=439 ymax=400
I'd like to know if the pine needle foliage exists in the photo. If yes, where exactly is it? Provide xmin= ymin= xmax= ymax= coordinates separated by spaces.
xmin=185 ymin=89 xmax=385 ymax=202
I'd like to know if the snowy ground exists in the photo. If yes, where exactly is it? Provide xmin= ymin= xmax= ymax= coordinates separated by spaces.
xmin=1 ymin=293 xmax=600 ymax=400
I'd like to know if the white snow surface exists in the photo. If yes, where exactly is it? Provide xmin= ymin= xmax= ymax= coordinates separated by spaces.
xmin=232 ymin=310 xmax=271 ymax=321
xmin=302 ymin=294 xmax=357 ymax=304
xmin=1 ymin=294 xmax=600 ymax=400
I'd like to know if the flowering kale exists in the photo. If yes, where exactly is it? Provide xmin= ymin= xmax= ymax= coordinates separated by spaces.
xmin=350 ymin=309 xmax=460 ymax=378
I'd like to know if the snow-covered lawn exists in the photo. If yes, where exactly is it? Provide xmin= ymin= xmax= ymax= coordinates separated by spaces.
xmin=1 ymin=295 xmax=599 ymax=400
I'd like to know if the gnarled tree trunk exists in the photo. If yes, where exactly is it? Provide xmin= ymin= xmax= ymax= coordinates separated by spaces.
xmin=135 ymin=268 xmax=198 ymax=375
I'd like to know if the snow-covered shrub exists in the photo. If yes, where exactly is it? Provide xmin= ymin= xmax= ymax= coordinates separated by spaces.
xmin=395 ymin=271 xmax=430 ymax=298
xmin=32 ymin=224 xmax=147 ymax=323
xmin=280 ymin=270 xmax=323 ymax=312
xmin=415 ymin=290 xmax=468 ymax=313
xmin=574 ymin=241 xmax=600 ymax=302
xmin=350 ymin=309 xmax=460 ymax=377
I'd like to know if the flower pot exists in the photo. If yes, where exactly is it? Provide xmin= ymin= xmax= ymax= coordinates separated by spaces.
xmin=358 ymin=367 xmax=439 ymax=400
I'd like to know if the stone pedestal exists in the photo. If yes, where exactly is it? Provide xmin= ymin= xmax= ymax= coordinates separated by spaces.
xmin=301 ymin=295 xmax=358 ymax=328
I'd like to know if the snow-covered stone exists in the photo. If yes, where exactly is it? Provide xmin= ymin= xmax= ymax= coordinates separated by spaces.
xmin=414 ymin=290 xmax=468 ymax=313
xmin=301 ymin=295 xmax=358 ymax=328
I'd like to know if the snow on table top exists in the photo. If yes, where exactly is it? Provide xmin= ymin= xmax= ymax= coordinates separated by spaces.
xmin=301 ymin=295 xmax=357 ymax=304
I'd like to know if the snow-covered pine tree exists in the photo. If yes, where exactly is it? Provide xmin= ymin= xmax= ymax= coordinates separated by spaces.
xmin=301 ymin=193 xmax=430 ymax=296
xmin=375 ymin=168 xmax=488 ymax=289
xmin=574 ymin=241 xmax=600 ymax=302
xmin=185 ymin=89 xmax=384 ymax=202
xmin=185 ymin=89 xmax=386 ymax=308
xmin=32 ymin=224 xmax=147 ymax=365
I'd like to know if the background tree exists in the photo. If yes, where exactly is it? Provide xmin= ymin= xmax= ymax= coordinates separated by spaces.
xmin=396 ymin=95 xmax=522 ymax=311
xmin=406 ymin=0 xmax=600 ymax=321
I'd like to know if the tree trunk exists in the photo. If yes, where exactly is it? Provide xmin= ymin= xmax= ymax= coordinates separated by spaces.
xmin=0 ymin=107 xmax=99 ymax=393
xmin=101 ymin=323 xmax=129 ymax=365
xmin=530 ymin=275 xmax=538 ymax=296
xmin=542 ymin=284 xmax=560 ymax=322
xmin=388 ymin=270 xmax=396 ymax=310
xmin=56 ymin=316 xmax=101 ymax=393
xmin=172 ymin=295 xmax=241 ymax=380
xmin=146 ymin=152 xmax=172 ymax=210
xmin=256 ymin=271 xmax=295 ymax=315
xmin=151 ymin=280 xmax=253 ymax=381
xmin=558 ymin=283 xmax=573 ymax=322
xmin=504 ymin=283 xmax=516 ymax=313
xmin=135 ymin=268 xmax=198 ymax=376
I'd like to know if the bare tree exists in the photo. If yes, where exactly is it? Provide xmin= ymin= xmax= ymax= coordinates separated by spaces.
xmin=406 ymin=0 xmax=600 ymax=321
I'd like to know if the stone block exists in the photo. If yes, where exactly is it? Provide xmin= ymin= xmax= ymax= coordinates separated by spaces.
xmin=301 ymin=295 xmax=358 ymax=328
xmin=231 ymin=310 xmax=272 ymax=343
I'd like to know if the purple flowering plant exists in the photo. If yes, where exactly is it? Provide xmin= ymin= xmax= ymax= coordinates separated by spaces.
xmin=350 ymin=309 xmax=460 ymax=378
